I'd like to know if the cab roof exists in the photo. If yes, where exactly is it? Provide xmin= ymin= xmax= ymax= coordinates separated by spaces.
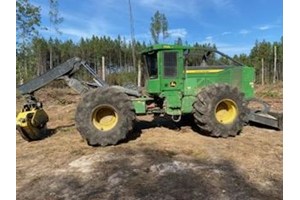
xmin=141 ymin=44 xmax=191 ymax=54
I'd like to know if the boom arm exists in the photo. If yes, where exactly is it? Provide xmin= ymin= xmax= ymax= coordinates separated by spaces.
xmin=16 ymin=57 xmax=141 ymax=141
xmin=16 ymin=57 xmax=109 ymax=141
xmin=18 ymin=57 xmax=108 ymax=95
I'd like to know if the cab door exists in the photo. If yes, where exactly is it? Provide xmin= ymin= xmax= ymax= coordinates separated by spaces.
xmin=160 ymin=50 xmax=184 ymax=91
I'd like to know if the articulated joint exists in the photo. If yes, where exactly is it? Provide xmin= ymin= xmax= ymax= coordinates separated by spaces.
xmin=22 ymin=94 xmax=42 ymax=111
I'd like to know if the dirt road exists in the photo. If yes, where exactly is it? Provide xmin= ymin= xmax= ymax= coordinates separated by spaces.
xmin=16 ymin=86 xmax=283 ymax=200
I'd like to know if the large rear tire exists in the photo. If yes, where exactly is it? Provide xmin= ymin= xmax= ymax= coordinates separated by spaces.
xmin=75 ymin=87 xmax=135 ymax=146
xmin=193 ymin=84 xmax=249 ymax=137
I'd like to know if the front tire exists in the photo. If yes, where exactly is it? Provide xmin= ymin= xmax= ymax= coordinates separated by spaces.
xmin=193 ymin=84 xmax=249 ymax=137
xmin=75 ymin=87 xmax=135 ymax=146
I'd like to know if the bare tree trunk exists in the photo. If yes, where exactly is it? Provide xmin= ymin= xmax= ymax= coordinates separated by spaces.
xmin=273 ymin=45 xmax=277 ymax=84
xmin=37 ymin=59 xmax=40 ymax=76
xmin=97 ymin=57 xmax=101 ymax=78
xmin=261 ymin=58 xmax=264 ymax=85
xmin=137 ymin=60 xmax=141 ymax=87
xmin=119 ymin=50 xmax=122 ymax=67
xmin=280 ymin=63 xmax=283 ymax=81
xmin=102 ymin=56 xmax=106 ymax=81
xmin=128 ymin=0 xmax=136 ymax=70
xmin=96 ymin=56 xmax=99 ymax=75
xmin=24 ymin=58 xmax=28 ymax=81
xmin=50 ymin=46 xmax=53 ymax=69
xmin=19 ymin=63 xmax=24 ymax=85
xmin=43 ymin=55 xmax=47 ymax=75
xmin=37 ymin=49 xmax=42 ymax=76
xmin=124 ymin=52 xmax=127 ymax=68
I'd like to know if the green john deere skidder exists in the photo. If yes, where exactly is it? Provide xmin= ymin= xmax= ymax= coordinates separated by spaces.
xmin=16 ymin=44 xmax=283 ymax=146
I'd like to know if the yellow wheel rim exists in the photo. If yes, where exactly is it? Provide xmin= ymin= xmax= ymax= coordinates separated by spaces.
xmin=92 ymin=105 xmax=118 ymax=131
xmin=215 ymin=99 xmax=238 ymax=124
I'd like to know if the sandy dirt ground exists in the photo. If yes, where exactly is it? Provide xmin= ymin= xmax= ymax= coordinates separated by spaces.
xmin=16 ymin=84 xmax=283 ymax=200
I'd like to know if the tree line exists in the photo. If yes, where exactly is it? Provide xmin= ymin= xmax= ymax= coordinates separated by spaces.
xmin=17 ymin=35 xmax=148 ymax=85
xmin=16 ymin=0 xmax=283 ymax=86
xmin=232 ymin=38 xmax=283 ymax=85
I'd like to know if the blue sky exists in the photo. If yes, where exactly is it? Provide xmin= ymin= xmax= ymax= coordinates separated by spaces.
xmin=32 ymin=0 xmax=282 ymax=56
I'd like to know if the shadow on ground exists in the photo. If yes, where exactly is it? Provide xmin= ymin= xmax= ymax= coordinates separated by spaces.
xmin=20 ymin=115 xmax=191 ymax=143
xmin=121 ymin=115 xmax=199 ymax=144
xmin=17 ymin=148 xmax=282 ymax=200
xmin=49 ymin=123 xmax=76 ymax=135
xmin=17 ymin=123 xmax=76 ymax=143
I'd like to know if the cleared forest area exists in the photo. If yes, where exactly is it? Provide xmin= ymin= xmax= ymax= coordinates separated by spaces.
xmin=16 ymin=83 xmax=283 ymax=200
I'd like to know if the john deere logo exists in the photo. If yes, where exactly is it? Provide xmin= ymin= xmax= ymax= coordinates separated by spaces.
xmin=170 ymin=81 xmax=176 ymax=87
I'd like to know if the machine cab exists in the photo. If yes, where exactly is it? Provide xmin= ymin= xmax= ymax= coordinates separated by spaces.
xmin=142 ymin=45 xmax=184 ymax=95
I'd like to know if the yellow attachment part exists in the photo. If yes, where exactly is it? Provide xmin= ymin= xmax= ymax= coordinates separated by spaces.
xmin=186 ymin=69 xmax=224 ymax=74
xmin=16 ymin=108 xmax=49 ymax=140
xmin=16 ymin=108 xmax=49 ymax=127
xmin=215 ymin=99 xmax=238 ymax=124
xmin=92 ymin=105 xmax=118 ymax=131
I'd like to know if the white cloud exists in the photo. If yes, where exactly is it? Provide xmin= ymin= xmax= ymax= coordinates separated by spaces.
xmin=222 ymin=31 xmax=232 ymax=35
xmin=45 ymin=17 xmax=111 ymax=40
xmin=138 ymin=0 xmax=196 ymax=15
xmin=199 ymin=36 xmax=214 ymax=44
xmin=239 ymin=29 xmax=250 ymax=35
xmin=168 ymin=28 xmax=187 ymax=38
xmin=138 ymin=0 xmax=236 ymax=14
xmin=210 ymin=0 xmax=237 ymax=13
xmin=60 ymin=28 xmax=93 ymax=39
xmin=211 ymin=0 xmax=233 ymax=8
xmin=257 ymin=24 xmax=279 ymax=31
xmin=205 ymin=36 xmax=213 ymax=40
xmin=39 ymin=26 xmax=93 ymax=40
xmin=258 ymin=25 xmax=271 ymax=30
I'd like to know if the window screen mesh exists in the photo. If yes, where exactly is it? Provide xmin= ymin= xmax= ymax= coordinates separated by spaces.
xmin=164 ymin=52 xmax=177 ymax=77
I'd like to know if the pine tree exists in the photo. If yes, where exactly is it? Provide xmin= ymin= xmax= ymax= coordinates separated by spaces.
xmin=16 ymin=0 xmax=41 ymax=84
xmin=150 ymin=11 xmax=169 ymax=44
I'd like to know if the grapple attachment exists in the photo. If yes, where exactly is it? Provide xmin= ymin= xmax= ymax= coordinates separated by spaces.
xmin=16 ymin=96 xmax=49 ymax=141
